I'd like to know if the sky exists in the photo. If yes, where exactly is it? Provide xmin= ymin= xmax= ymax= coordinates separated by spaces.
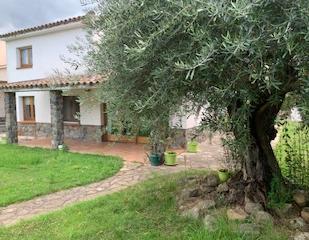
xmin=0 ymin=0 xmax=87 ymax=35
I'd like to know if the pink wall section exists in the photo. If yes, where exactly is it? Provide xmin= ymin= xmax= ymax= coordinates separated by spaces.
xmin=0 ymin=41 xmax=6 ymax=66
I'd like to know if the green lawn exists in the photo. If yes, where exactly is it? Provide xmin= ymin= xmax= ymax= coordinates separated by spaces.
xmin=0 ymin=144 xmax=123 ymax=207
xmin=0 ymin=172 xmax=289 ymax=240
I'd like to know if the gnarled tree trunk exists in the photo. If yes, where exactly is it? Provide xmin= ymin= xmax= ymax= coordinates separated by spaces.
xmin=242 ymin=101 xmax=284 ymax=204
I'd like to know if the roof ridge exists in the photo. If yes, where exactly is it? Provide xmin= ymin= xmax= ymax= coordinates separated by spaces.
xmin=0 ymin=15 xmax=85 ymax=39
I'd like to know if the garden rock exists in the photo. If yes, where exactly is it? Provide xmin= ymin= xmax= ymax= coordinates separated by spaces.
xmin=290 ymin=217 xmax=307 ymax=231
xmin=203 ymin=215 xmax=217 ymax=232
xmin=244 ymin=201 xmax=263 ymax=214
xmin=179 ymin=188 xmax=201 ymax=203
xmin=254 ymin=211 xmax=273 ymax=224
xmin=217 ymin=183 xmax=229 ymax=193
xmin=227 ymin=207 xmax=248 ymax=221
xmin=301 ymin=208 xmax=309 ymax=223
xmin=238 ymin=223 xmax=261 ymax=236
xmin=204 ymin=174 xmax=220 ymax=187
xmin=226 ymin=188 xmax=245 ymax=205
xmin=294 ymin=232 xmax=309 ymax=240
xmin=294 ymin=191 xmax=308 ymax=208
xmin=181 ymin=205 xmax=200 ymax=219
xmin=181 ymin=199 xmax=216 ymax=219
xmin=200 ymin=185 xmax=216 ymax=194
xmin=274 ymin=203 xmax=300 ymax=218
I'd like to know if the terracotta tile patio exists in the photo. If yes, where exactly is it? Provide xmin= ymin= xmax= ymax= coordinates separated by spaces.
xmin=18 ymin=137 xmax=151 ymax=163
xmin=17 ymin=134 xmax=225 ymax=168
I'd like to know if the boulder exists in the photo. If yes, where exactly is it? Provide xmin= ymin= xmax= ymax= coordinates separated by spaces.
xmin=217 ymin=183 xmax=229 ymax=193
xmin=238 ymin=223 xmax=261 ymax=236
xmin=290 ymin=217 xmax=307 ymax=231
xmin=301 ymin=207 xmax=309 ymax=223
xmin=254 ymin=211 xmax=273 ymax=224
xmin=294 ymin=191 xmax=308 ymax=208
xmin=294 ymin=232 xmax=309 ymax=240
xmin=227 ymin=207 xmax=248 ymax=221
xmin=244 ymin=201 xmax=263 ymax=214
xmin=203 ymin=215 xmax=217 ymax=232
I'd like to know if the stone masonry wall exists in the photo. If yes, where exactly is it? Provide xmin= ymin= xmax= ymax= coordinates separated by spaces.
xmin=18 ymin=122 xmax=105 ymax=142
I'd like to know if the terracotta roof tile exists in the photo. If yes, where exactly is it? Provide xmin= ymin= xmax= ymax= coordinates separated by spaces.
xmin=0 ymin=75 xmax=105 ymax=91
xmin=0 ymin=16 xmax=85 ymax=39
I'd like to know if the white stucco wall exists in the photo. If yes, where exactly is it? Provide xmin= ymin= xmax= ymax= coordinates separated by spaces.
xmin=6 ymin=25 xmax=86 ymax=83
xmin=80 ymin=102 xmax=102 ymax=126
xmin=16 ymin=91 xmax=51 ymax=123
xmin=16 ymin=90 xmax=102 ymax=126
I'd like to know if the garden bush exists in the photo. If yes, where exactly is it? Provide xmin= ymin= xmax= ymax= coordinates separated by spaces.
xmin=275 ymin=121 xmax=309 ymax=188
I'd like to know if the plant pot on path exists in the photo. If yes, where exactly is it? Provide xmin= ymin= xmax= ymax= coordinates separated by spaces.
xmin=164 ymin=151 xmax=177 ymax=166
xmin=187 ymin=140 xmax=198 ymax=153
xmin=148 ymin=153 xmax=162 ymax=166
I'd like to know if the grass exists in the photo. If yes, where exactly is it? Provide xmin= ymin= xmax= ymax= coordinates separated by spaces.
xmin=0 ymin=144 xmax=123 ymax=207
xmin=0 ymin=172 xmax=289 ymax=240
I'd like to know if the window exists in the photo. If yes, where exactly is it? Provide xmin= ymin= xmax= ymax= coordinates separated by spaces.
xmin=18 ymin=46 xmax=32 ymax=68
xmin=23 ymin=96 xmax=35 ymax=121
xmin=63 ymin=96 xmax=80 ymax=122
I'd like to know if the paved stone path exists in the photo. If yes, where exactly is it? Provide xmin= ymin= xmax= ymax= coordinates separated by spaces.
xmin=0 ymin=136 xmax=225 ymax=226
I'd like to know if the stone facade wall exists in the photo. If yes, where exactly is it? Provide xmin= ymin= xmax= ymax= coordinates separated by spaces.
xmin=0 ymin=92 xmax=5 ymax=118
xmin=18 ymin=122 xmax=105 ymax=142
xmin=5 ymin=92 xmax=18 ymax=143
xmin=64 ymin=124 xmax=105 ymax=142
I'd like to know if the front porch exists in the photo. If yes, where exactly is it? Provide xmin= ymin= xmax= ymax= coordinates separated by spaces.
xmin=0 ymin=76 xmax=109 ymax=148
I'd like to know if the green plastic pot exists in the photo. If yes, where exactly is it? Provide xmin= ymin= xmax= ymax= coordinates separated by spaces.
xmin=187 ymin=141 xmax=198 ymax=153
xmin=218 ymin=170 xmax=230 ymax=183
xmin=148 ymin=153 xmax=162 ymax=166
xmin=164 ymin=151 xmax=177 ymax=166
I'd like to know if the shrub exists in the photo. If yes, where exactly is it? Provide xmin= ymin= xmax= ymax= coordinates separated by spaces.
xmin=275 ymin=121 xmax=309 ymax=188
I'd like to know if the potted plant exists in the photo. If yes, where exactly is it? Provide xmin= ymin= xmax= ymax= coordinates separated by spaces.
xmin=187 ymin=139 xmax=198 ymax=153
xmin=164 ymin=151 xmax=177 ymax=166
xmin=148 ymin=135 xmax=164 ymax=166
xmin=147 ymin=152 xmax=162 ymax=166
xmin=218 ymin=169 xmax=230 ymax=183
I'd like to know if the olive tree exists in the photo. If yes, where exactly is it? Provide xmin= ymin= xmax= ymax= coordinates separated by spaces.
xmin=87 ymin=0 xmax=309 ymax=202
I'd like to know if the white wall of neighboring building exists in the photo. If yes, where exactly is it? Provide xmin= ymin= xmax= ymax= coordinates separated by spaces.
xmin=290 ymin=107 xmax=302 ymax=122
xmin=6 ymin=24 xmax=86 ymax=83
xmin=171 ymin=108 xmax=204 ymax=130
xmin=16 ymin=91 xmax=51 ymax=123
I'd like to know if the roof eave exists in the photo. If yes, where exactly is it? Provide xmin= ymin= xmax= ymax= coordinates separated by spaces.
xmin=0 ymin=22 xmax=85 ymax=42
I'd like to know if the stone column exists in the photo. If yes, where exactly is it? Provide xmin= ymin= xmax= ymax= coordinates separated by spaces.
xmin=4 ymin=92 xmax=18 ymax=144
xmin=50 ymin=90 xmax=64 ymax=149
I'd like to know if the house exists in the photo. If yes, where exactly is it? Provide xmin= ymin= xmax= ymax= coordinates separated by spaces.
xmin=0 ymin=16 xmax=201 ymax=148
